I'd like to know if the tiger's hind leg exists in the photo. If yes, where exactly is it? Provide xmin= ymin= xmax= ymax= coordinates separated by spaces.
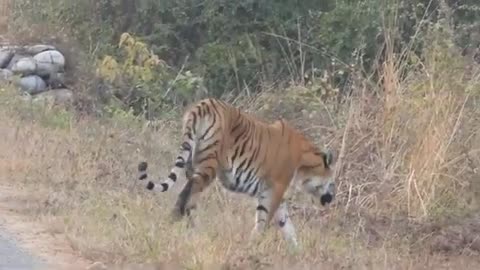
xmin=170 ymin=144 xmax=219 ymax=223
xmin=171 ymin=170 xmax=217 ymax=223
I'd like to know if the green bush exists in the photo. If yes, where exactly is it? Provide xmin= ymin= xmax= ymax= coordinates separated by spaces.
xmin=96 ymin=33 xmax=206 ymax=118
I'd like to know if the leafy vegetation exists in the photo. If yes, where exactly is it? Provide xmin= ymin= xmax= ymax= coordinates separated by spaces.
xmin=10 ymin=0 xmax=479 ymax=117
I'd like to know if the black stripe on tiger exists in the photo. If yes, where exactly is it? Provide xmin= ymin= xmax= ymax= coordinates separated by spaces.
xmin=256 ymin=205 xmax=269 ymax=213
xmin=138 ymin=161 xmax=148 ymax=181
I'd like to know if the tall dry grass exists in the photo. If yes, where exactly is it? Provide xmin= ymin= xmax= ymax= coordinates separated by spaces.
xmin=377 ymin=24 xmax=480 ymax=220
xmin=1 ymin=86 xmax=479 ymax=270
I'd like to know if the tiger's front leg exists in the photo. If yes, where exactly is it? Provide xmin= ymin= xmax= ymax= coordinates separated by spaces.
xmin=274 ymin=201 xmax=299 ymax=250
xmin=249 ymin=186 xmax=285 ymax=243
xmin=251 ymin=189 xmax=273 ymax=236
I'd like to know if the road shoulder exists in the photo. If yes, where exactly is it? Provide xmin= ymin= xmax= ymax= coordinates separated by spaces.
xmin=0 ymin=185 xmax=92 ymax=270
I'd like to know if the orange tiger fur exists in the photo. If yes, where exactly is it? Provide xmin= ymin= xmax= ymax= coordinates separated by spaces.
xmin=137 ymin=98 xmax=336 ymax=248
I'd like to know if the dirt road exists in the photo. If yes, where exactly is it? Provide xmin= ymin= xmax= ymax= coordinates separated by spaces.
xmin=0 ymin=186 xmax=92 ymax=270
xmin=0 ymin=225 xmax=45 ymax=270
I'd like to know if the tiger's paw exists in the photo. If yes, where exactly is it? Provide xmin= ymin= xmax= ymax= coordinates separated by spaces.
xmin=169 ymin=208 xmax=184 ymax=224
xmin=247 ymin=229 xmax=264 ymax=250
xmin=285 ymin=240 xmax=302 ymax=255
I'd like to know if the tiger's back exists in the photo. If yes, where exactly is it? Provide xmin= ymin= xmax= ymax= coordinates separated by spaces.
xmin=180 ymin=98 xmax=313 ymax=197
xmin=137 ymin=98 xmax=337 ymax=249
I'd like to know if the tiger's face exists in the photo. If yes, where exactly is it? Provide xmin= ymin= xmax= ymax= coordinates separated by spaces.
xmin=299 ymin=151 xmax=337 ymax=206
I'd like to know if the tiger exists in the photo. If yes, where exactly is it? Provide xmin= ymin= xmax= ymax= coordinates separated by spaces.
xmin=137 ymin=98 xmax=337 ymax=249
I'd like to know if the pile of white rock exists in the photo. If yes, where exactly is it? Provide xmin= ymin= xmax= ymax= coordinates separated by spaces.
xmin=0 ymin=44 xmax=73 ymax=105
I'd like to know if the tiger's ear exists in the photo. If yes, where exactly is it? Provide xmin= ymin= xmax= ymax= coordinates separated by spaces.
xmin=323 ymin=150 xmax=336 ymax=168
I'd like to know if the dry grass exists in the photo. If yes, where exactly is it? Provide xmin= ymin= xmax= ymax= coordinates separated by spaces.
xmin=0 ymin=106 xmax=478 ymax=270
xmin=1 ymin=62 xmax=480 ymax=270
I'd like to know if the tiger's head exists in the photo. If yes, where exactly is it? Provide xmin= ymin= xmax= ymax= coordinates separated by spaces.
xmin=297 ymin=149 xmax=337 ymax=206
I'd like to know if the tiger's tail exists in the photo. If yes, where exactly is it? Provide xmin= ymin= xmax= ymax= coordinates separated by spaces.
xmin=137 ymin=111 xmax=198 ymax=192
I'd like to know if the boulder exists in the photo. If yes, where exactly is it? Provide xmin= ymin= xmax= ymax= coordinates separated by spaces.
xmin=1 ymin=43 xmax=72 ymax=99
xmin=33 ymin=50 xmax=65 ymax=76
xmin=0 ymin=49 xmax=14 ymax=68
xmin=24 ymin=44 xmax=56 ymax=55
xmin=6 ymin=54 xmax=29 ymax=70
xmin=11 ymin=57 xmax=37 ymax=75
xmin=17 ymin=75 xmax=47 ymax=94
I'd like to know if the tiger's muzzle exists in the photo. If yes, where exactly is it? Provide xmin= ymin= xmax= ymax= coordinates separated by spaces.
xmin=320 ymin=182 xmax=335 ymax=206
